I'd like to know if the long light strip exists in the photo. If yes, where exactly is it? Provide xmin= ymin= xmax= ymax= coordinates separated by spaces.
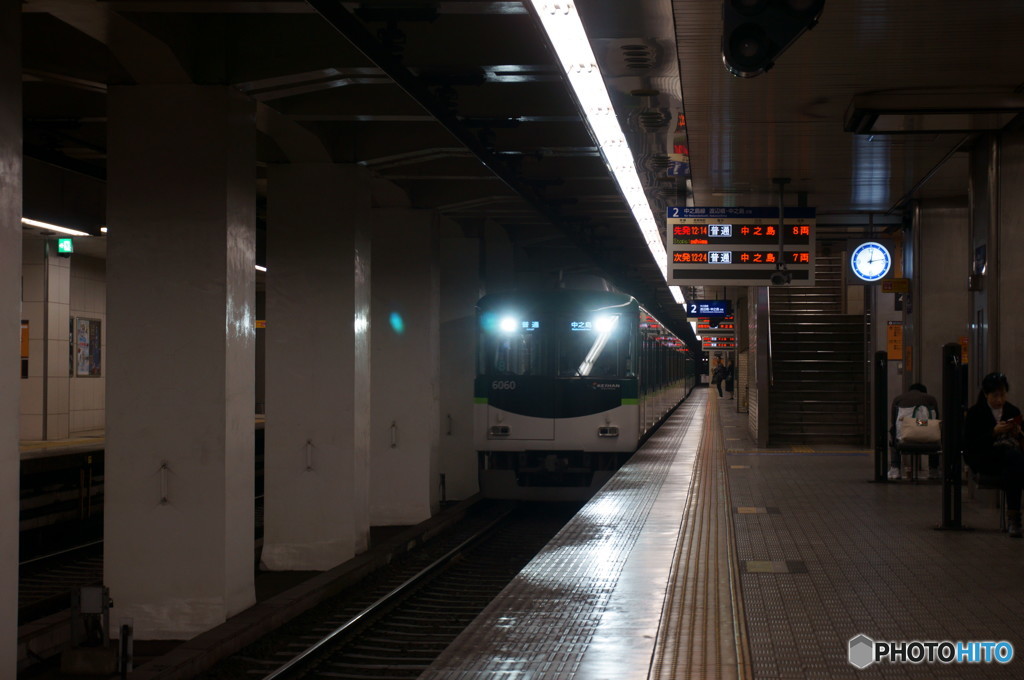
xmin=529 ymin=1 xmax=685 ymax=307
xmin=21 ymin=217 xmax=91 ymax=237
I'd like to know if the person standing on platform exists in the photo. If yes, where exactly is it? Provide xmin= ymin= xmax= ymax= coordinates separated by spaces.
xmin=711 ymin=358 xmax=725 ymax=397
xmin=964 ymin=372 xmax=1024 ymax=538
xmin=724 ymin=358 xmax=735 ymax=399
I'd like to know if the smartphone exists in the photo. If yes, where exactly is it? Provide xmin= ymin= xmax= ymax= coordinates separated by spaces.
xmin=1008 ymin=414 xmax=1023 ymax=427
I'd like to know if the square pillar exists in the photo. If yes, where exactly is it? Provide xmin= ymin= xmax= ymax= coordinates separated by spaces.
xmin=371 ymin=209 xmax=440 ymax=524
xmin=105 ymin=85 xmax=256 ymax=639
xmin=439 ymin=228 xmax=481 ymax=500
xmin=261 ymin=163 xmax=372 ymax=570
xmin=19 ymin=238 xmax=71 ymax=440
xmin=0 ymin=0 xmax=22 ymax=671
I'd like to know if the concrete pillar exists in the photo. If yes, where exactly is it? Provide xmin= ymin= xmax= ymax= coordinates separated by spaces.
xmin=968 ymin=135 xmax=998 ymax=386
xmin=19 ymin=237 xmax=71 ymax=440
xmin=913 ymin=199 xmax=969 ymax=394
xmin=997 ymin=128 xmax=1024 ymax=378
xmin=105 ymin=86 xmax=256 ymax=639
xmin=261 ymin=164 xmax=372 ymax=570
xmin=371 ymin=209 xmax=440 ymax=525
xmin=439 ymin=225 xmax=481 ymax=501
xmin=0 ymin=1 xmax=22 ymax=670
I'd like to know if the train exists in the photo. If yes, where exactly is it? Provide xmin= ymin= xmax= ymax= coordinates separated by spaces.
xmin=474 ymin=288 xmax=698 ymax=500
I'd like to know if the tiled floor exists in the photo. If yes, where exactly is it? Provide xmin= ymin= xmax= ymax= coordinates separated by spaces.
xmin=421 ymin=396 xmax=709 ymax=680
xmin=720 ymin=394 xmax=1024 ymax=679
xmin=427 ymin=390 xmax=1024 ymax=679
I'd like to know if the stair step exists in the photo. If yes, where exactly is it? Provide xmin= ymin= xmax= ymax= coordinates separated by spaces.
xmin=770 ymin=435 xmax=866 ymax=445
xmin=767 ymin=265 xmax=866 ymax=445
xmin=770 ymin=418 xmax=863 ymax=428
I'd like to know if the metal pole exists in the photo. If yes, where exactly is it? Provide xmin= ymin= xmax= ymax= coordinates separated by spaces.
xmin=119 ymin=621 xmax=133 ymax=677
xmin=940 ymin=342 xmax=964 ymax=529
xmin=772 ymin=177 xmax=790 ymax=282
xmin=42 ymin=239 xmax=50 ymax=440
xmin=873 ymin=351 xmax=888 ymax=481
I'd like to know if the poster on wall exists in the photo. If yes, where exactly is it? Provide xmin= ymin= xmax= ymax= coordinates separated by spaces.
xmin=75 ymin=318 xmax=102 ymax=377
xmin=21 ymin=320 xmax=28 ymax=379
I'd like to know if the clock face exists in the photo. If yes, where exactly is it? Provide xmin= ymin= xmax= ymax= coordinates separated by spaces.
xmin=851 ymin=242 xmax=891 ymax=281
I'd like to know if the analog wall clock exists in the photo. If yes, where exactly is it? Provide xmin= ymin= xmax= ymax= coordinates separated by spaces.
xmin=850 ymin=241 xmax=891 ymax=282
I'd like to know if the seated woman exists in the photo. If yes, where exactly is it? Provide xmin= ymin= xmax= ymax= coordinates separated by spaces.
xmin=963 ymin=372 xmax=1024 ymax=538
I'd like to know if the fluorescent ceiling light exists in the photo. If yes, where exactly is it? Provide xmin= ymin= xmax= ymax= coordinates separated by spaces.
xmin=255 ymin=265 xmax=267 ymax=272
xmin=530 ymin=1 xmax=685 ymax=309
xmin=21 ymin=217 xmax=91 ymax=237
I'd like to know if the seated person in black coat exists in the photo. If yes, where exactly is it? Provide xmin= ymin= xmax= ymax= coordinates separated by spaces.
xmin=963 ymin=372 xmax=1024 ymax=538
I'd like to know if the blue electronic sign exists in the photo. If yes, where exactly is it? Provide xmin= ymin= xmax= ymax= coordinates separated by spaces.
xmin=687 ymin=300 xmax=732 ymax=317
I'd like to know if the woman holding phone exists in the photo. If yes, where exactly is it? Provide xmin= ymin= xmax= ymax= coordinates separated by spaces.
xmin=964 ymin=372 xmax=1024 ymax=538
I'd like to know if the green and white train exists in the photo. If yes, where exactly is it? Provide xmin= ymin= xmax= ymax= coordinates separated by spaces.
xmin=475 ymin=289 xmax=697 ymax=500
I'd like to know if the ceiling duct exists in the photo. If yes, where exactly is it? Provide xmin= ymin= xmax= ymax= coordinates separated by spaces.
xmin=844 ymin=92 xmax=1024 ymax=134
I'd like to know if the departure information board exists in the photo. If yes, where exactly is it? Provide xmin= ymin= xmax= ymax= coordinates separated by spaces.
xmin=667 ymin=207 xmax=815 ymax=286
xmin=702 ymin=335 xmax=737 ymax=350
xmin=696 ymin=316 xmax=736 ymax=332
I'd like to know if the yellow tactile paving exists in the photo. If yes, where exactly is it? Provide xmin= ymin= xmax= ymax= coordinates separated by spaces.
xmin=649 ymin=392 xmax=752 ymax=680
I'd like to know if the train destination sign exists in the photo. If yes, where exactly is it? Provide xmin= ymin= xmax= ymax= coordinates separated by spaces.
xmin=697 ymin=317 xmax=736 ymax=332
xmin=701 ymin=335 xmax=737 ymax=350
xmin=671 ymin=223 xmax=811 ymax=245
xmin=686 ymin=300 xmax=732 ymax=317
xmin=672 ymin=250 xmax=810 ymax=265
xmin=666 ymin=206 xmax=816 ymax=286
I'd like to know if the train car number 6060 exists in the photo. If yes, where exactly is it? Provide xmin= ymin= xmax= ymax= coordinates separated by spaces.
xmin=491 ymin=380 xmax=517 ymax=390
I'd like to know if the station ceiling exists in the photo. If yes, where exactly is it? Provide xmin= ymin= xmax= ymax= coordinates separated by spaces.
xmin=18 ymin=1 xmax=1024 ymax=342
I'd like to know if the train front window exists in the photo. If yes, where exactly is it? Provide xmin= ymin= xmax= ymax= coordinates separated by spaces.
xmin=480 ymin=316 xmax=545 ymax=376
xmin=558 ymin=314 xmax=624 ymax=377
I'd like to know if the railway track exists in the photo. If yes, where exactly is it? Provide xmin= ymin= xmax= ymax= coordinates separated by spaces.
xmin=18 ymin=541 xmax=104 ymax=623
xmin=198 ymin=502 xmax=580 ymax=680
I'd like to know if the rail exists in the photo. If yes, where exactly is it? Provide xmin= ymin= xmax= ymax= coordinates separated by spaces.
xmin=261 ymin=508 xmax=514 ymax=680
xmin=19 ymin=539 xmax=103 ymax=568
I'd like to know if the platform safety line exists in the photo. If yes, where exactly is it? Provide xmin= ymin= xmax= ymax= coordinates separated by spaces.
xmin=715 ymin=392 xmax=754 ymax=680
xmin=648 ymin=390 xmax=752 ymax=680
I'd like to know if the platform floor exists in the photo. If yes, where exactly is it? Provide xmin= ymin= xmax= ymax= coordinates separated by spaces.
xmin=422 ymin=388 xmax=1024 ymax=679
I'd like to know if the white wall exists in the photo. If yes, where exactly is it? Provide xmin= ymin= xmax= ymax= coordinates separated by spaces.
xmin=69 ymin=255 xmax=107 ymax=433
xmin=915 ymin=200 xmax=969 ymax=396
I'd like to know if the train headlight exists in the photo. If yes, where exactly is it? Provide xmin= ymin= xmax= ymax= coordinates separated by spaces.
xmin=499 ymin=316 xmax=519 ymax=333
xmin=593 ymin=315 xmax=618 ymax=334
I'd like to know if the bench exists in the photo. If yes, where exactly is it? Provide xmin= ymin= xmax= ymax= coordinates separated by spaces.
xmin=968 ymin=469 xmax=1006 ymax=532
xmin=893 ymin=440 xmax=941 ymax=482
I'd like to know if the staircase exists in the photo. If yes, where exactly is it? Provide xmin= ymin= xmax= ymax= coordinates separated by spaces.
xmin=768 ymin=255 xmax=868 ymax=446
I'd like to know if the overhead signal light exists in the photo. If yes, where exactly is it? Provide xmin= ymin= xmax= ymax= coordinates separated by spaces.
xmin=722 ymin=0 xmax=826 ymax=78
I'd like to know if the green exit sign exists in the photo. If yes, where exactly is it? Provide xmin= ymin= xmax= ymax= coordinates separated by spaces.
xmin=57 ymin=238 xmax=73 ymax=254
